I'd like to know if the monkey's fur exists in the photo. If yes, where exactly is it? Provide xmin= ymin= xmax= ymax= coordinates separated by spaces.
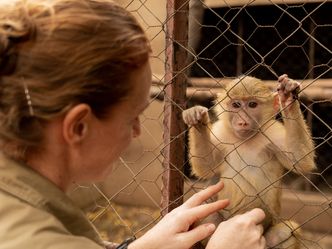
xmin=182 ymin=75 xmax=316 ymax=248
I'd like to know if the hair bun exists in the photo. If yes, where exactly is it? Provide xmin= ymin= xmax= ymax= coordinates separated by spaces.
xmin=0 ymin=32 xmax=9 ymax=54
xmin=0 ymin=20 xmax=30 ymax=76
xmin=0 ymin=33 xmax=14 ymax=76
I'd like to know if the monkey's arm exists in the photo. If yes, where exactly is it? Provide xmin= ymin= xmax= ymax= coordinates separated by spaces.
xmin=183 ymin=106 xmax=220 ymax=179
xmin=274 ymin=75 xmax=316 ymax=173
xmin=281 ymin=100 xmax=316 ymax=173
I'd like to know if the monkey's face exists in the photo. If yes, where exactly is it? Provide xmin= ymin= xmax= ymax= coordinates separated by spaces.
xmin=227 ymin=98 xmax=262 ymax=140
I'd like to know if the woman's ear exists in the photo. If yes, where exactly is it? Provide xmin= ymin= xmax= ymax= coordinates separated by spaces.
xmin=62 ymin=104 xmax=92 ymax=145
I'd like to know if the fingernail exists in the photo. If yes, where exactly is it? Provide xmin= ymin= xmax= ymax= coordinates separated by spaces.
xmin=206 ymin=224 xmax=216 ymax=232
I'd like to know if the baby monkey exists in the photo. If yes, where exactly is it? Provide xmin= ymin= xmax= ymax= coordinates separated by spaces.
xmin=182 ymin=74 xmax=316 ymax=248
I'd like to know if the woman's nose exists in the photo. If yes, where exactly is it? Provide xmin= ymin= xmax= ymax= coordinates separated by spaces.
xmin=133 ymin=117 xmax=141 ymax=138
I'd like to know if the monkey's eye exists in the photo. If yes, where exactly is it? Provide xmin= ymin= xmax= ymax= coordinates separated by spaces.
xmin=248 ymin=101 xmax=258 ymax=108
xmin=231 ymin=102 xmax=241 ymax=108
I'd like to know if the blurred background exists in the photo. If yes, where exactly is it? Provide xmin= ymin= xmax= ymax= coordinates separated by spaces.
xmin=68 ymin=1 xmax=332 ymax=248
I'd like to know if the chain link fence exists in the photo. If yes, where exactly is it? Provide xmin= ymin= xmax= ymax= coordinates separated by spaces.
xmin=69 ymin=1 xmax=332 ymax=248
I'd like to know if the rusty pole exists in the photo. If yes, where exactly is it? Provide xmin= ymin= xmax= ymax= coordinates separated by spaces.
xmin=161 ymin=0 xmax=188 ymax=215
xmin=161 ymin=2 xmax=212 ymax=248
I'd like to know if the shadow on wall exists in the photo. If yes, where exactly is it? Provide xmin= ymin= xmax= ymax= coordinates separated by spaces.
xmin=115 ymin=0 xmax=167 ymax=77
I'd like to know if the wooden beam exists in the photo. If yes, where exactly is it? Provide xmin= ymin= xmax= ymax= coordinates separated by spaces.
xmin=205 ymin=0 xmax=327 ymax=8
xmin=153 ymin=75 xmax=332 ymax=88
xmin=188 ymin=77 xmax=332 ymax=90
xmin=151 ymin=76 xmax=332 ymax=101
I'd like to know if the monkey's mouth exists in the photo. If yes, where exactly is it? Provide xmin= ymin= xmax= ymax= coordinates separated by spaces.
xmin=235 ymin=129 xmax=257 ymax=139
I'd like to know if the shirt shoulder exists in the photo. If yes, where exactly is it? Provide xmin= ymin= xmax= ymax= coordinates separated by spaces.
xmin=0 ymin=190 xmax=104 ymax=249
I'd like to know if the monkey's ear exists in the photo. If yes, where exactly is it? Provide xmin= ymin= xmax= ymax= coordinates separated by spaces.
xmin=272 ymin=92 xmax=280 ymax=113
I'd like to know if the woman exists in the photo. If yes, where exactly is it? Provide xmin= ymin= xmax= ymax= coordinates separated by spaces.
xmin=0 ymin=0 xmax=266 ymax=248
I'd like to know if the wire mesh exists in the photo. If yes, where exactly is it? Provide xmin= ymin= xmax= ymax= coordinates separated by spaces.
xmin=69 ymin=1 xmax=332 ymax=248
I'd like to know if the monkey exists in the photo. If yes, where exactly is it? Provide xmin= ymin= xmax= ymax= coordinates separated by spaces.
xmin=182 ymin=74 xmax=316 ymax=248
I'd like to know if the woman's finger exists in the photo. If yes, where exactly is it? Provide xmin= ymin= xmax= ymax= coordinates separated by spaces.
xmin=259 ymin=234 xmax=266 ymax=248
xmin=183 ymin=181 xmax=224 ymax=208
xmin=185 ymin=199 xmax=230 ymax=224
xmin=179 ymin=223 xmax=216 ymax=247
xmin=243 ymin=208 xmax=266 ymax=225
xmin=256 ymin=224 xmax=264 ymax=236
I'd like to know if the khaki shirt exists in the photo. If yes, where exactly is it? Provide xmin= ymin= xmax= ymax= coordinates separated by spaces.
xmin=0 ymin=152 xmax=107 ymax=249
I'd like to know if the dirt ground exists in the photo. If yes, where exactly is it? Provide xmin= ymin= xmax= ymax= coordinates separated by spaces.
xmin=86 ymin=201 xmax=160 ymax=243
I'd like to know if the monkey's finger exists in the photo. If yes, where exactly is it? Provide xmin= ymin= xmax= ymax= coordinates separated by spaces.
xmin=183 ymin=181 xmax=225 ymax=208
xmin=277 ymin=82 xmax=286 ymax=92
xmin=243 ymin=208 xmax=266 ymax=225
xmin=278 ymin=74 xmax=288 ymax=82
xmin=196 ymin=107 xmax=208 ymax=122
xmin=285 ymin=80 xmax=300 ymax=92
xmin=196 ymin=110 xmax=202 ymax=121
xmin=291 ymin=87 xmax=300 ymax=100
xmin=186 ymin=114 xmax=194 ymax=126
xmin=191 ymin=110 xmax=202 ymax=125
xmin=277 ymin=75 xmax=290 ymax=92
xmin=182 ymin=112 xmax=190 ymax=125
xmin=183 ymin=112 xmax=195 ymax=126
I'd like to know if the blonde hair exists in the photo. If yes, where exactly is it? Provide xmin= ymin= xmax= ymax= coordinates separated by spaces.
xmin=225 ymin=76 xmax=274 ymax=101
xmin=0 ymin=0 xmax=151 ymax=159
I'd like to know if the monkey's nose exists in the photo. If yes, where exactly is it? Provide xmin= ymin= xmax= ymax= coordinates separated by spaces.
xmin=238 ymin=121 xmax=249 ymax=127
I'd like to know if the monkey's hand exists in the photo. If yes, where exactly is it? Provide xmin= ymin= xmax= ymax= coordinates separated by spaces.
xmin=277 ymin=74 xmax=300 ymax=107
xmin=182 ymin=106 xmax=210 ymax=126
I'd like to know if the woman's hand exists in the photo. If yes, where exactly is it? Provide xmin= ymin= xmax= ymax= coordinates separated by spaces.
xmin=206 ymin=208 xmax=266 ymax=249
xmin=129 ymin=182 xmax=229 ymax=249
